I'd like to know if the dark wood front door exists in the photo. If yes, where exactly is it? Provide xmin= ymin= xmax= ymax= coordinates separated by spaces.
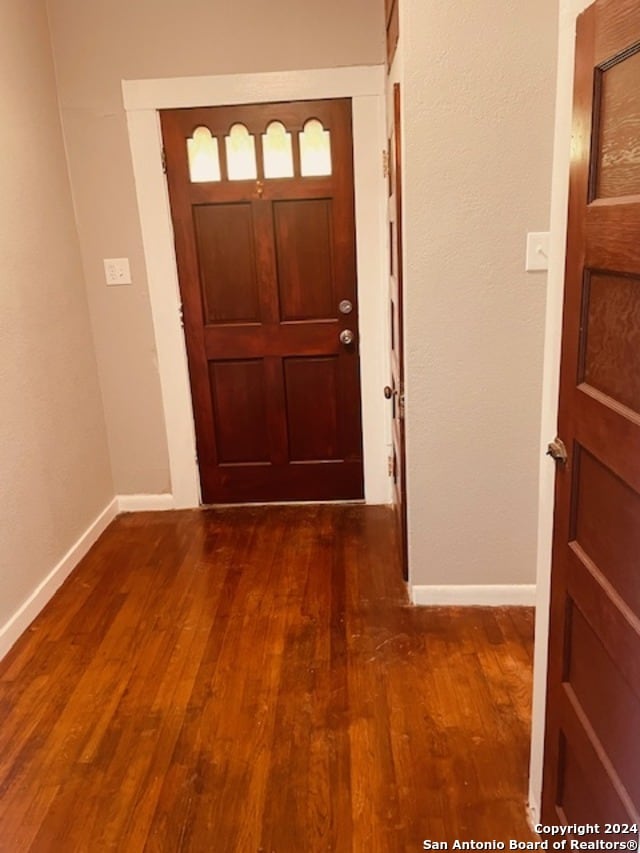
xmin=387 ymin=84 xmax=408 ymax=579
xmin=161 ymin=100 xmax=364 ymax=504
xmin=542 ymin=0 xmax=640 ymax=832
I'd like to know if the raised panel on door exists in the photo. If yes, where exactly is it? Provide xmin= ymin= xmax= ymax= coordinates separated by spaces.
xmin=557 ymin=736 xmax=597 ymax=826
xmin=566 ymin=604 xmax=640 ymax=806
xmin=193 ymin=204 xmax=261 ymax=324
xmin=593 ymin=47 xmax=640 ymax=198
xmin=284 ymin=357 xmax=339 ymax=461
xmin=573 ymin=448 xmax=640 ymax=612
xmin=274 ymin=199 xmax=335 ymax=321
xmin=580 ymin=271 xmax=640 ymax=413
xmin=161 ymin=99 xmax=364 ymax=503
xmin=542 ymin=0 xmax=640 ymax=834
xmin=209 ymin=360 xmax=270 ymax=464
xmin=558 ymin=729 xmax=629 ymax=826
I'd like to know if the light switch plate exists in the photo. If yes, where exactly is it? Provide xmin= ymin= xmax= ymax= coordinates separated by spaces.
xmin=104 ymin=258 xmax=132 ymax=286
xmin=526 ymin=232 xmax=550 ymax=272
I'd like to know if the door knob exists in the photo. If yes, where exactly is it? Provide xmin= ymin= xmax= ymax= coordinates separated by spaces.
xmin=340 ymin=329 xmax=355 ymax=345
xmin=384 ymin=386 xmax=393 ymax=399
xmin=546 ymin=437 xmax=568 ymax=464
xmin=339 ymin=299 xmax=353 ymax=315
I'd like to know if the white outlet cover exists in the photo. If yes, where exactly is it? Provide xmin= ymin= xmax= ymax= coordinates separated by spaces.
xmin=104 ymin=257 xmax=132 ymax=286
xmin=526 ymin=232 xmax=550 ymax=272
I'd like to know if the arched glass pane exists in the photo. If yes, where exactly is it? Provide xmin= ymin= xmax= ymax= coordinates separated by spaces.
xmin=225 ymin=123 xmax=257 ymax=180
xmin=187 ymin=126 xmax=221 ymax=182
xmin=262 ymin=121 xmax=294 ymax=179
xmin=299 ymin=119 xmax=332 ymax=177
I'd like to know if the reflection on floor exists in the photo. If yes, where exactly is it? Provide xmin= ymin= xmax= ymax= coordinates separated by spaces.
xmin=0 ymin=505 xmax=535 ymax=851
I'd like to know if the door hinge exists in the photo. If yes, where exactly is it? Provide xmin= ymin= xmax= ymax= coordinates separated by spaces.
xmin=383 ymin=149 xmax=389 ymax=179
xmin=398 ymin=387 xmax=405 ymax=420
xmin=388 ymin=454 xmax=394 ymax=476
xmin=161 ymin=148 xmax=167 ymax=175
xmin=178 ymin=302 xmax=184 ymax=328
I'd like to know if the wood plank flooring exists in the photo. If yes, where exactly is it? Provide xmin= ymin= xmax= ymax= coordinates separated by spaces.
xmin=0 ymin=505 xmax=536 ymax=852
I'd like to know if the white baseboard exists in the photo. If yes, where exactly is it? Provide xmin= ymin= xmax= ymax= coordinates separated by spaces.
xmin=411 ymin=584 xmax=537 ymax=606
xmin=0 ymin=498 xmax=119 ymax=661
xmin=117 ymin=494 xmax=175 ymax=512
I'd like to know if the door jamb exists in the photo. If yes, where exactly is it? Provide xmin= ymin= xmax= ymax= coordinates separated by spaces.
xmin=123 ymin=66 xmax=390 ymax=508
xmin=527 ymin=0 xmax=592 ymax=823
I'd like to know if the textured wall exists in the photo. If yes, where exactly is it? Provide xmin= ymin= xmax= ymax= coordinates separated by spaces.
xmin=42 ymin=0 xmax=559 ymax=592
xmin=402 ymin=0 xmax=558 ymax=587
xmin=0 ymin=0 xmax=112 ymax=629
xmin=46 ymin=0 xmax=386 ymax=495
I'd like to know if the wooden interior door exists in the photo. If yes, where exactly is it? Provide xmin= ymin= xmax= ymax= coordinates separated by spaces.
xmin=161 ymin=100 xmax=364 ymax=504
xmin=542 ymin=0 xmax=640 ymax=833
xmin=385 ymin=0 xmax=399 ymax=67
xmin=387 ymin=84 xmax=408 ymax=579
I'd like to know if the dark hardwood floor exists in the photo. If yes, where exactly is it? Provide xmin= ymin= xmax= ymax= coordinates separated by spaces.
xmin=0 ymin=506 xmax=535 ymax=852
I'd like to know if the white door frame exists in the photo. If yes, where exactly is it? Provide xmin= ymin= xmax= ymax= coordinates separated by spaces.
xmin=528 ymin=0 xmax=592 ymax=823
xmin=122 ymin=66 xmax=391 ymax=509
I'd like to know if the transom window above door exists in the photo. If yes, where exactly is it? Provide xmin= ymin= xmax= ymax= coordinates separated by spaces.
xmin=186 ymin=117 xmax=333 ymax=183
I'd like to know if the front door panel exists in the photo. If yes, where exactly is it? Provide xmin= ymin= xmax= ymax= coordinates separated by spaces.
xmin=161 ymin=100 xmax=364 ymax=503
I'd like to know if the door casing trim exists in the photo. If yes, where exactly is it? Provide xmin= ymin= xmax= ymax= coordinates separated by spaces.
xmin=528 ymin=0 xmax=592 ymax=823
xmin=123 ymin=66 xmax=390 ymax=508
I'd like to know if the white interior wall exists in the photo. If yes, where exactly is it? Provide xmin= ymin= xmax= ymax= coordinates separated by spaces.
xmin=401 ymin=0 xmax=559 ymax=597
xmin=0 ymin=0 xmax=114 ymax=659
xmin=46 ymin=0 xmax=386 ymax=498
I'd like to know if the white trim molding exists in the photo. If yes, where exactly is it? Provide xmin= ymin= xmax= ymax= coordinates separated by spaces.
xmin=0 ymin=498 xmax=119 ymax=661
xmin=528 ymin=797 xmax=541 ymax=830
xmin=529 ymin=0 xmax=592 ymax=818
xmin=117 ymin=494 xmax=175 ymax=512
xmin=122 ymin=67 xmax=387 ymax=111
xmin=123 ymin=65 xmax=391 ymax=510
xmin=412 ymin=584 xmax=537 ymax=607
